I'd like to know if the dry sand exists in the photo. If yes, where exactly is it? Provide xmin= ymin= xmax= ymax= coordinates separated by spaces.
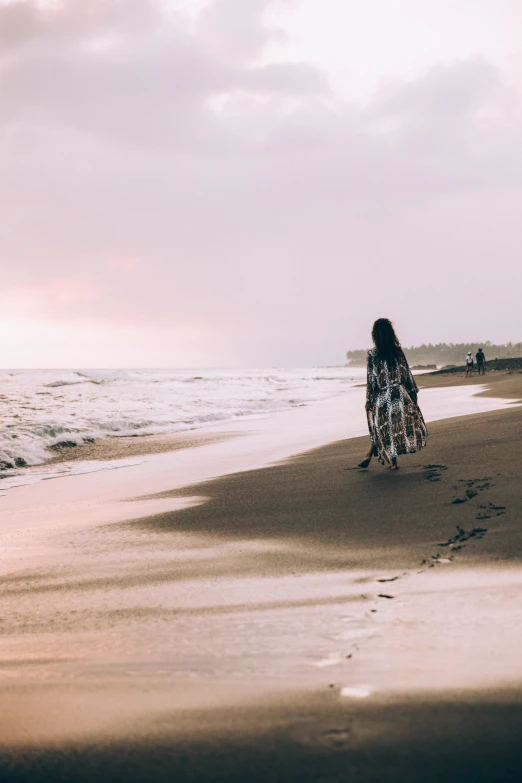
xmin=1 ymin=371 xmax=522 ymax=781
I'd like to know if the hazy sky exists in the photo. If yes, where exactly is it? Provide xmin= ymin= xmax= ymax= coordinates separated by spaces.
xmin=1 ymin=0 xmax=521 ymax=367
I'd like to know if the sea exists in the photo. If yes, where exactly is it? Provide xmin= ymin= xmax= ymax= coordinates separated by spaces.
xmin=0 ymin=367 xmax=366 ymax=486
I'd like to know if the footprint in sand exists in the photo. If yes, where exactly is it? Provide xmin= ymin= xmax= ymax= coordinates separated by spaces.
xmin=476 ymin=502 xmax=507 ymax=520
xmin=420 ymin=553 xmax=453 ymax=567
xmin=316 ymin=728 xmax=354 ymax=749
xmin=420 ymin=521 xmax=491 ymax=567
xmin=437 ymin=525 xmax=488 ymax=548
xmin=445 ymin=478 xmax=506 ymax=548
xmin=422 ymin=464 xmax=448 ymax=482
xmin=451 ymin=477 xmax=493 ymax=504
xmin=293 ymin=723 xmax=355 ymax=749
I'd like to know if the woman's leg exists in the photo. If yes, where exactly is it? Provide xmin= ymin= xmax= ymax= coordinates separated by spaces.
xmin=357 ymin=442 xmax=375 ymax=468
xmin=390 ymin=457 xmax=399 ymax=470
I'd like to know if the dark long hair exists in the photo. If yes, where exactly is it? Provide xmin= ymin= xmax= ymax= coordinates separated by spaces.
xmin=372 ymin=318 xmax=403 ymax=364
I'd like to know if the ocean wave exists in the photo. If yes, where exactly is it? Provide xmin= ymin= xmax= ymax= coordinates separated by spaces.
xmin=0 ymin=367 xmax=365 ymax=475
xmin=45 ymin=380 xmax=102 ymax=388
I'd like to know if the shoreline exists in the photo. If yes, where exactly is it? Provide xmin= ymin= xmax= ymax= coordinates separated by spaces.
xmin=0 ymin=376 xmax=516 ymax=505
xmin=2 ymin=368 xmax=519 ymax=486
xmin=46 ymin=429 xmax=239 ymax=464
xmin=1 ymin=372 xmax=522 ymax=780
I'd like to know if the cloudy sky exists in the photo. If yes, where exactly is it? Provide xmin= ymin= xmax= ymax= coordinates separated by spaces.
xmin=1 ymin=0 xmax=521 ymax=367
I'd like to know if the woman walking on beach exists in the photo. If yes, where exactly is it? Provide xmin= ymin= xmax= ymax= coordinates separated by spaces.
xmin=358 ymin=318 xmax=427 ymax=471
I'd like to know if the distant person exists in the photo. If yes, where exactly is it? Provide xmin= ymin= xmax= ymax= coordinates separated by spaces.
xmin=358 ymin=318 xmax=427 ymax=471
xmin=465 ymin=351 xmax=474 ymax=377
xmin=476 ymin=347 xmax=486 ymax=375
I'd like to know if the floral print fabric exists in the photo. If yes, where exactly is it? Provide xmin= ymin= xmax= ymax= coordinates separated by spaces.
xmin=366 ymin=348 xmax=428 ymax=464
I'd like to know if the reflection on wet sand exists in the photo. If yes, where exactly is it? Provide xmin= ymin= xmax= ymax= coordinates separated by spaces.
xmin=1 ymin=373 xmax=522 ymax=780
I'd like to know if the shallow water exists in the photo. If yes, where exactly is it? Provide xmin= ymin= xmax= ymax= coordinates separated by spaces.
xmin=0 ymin=366 xmax=365 ymax=481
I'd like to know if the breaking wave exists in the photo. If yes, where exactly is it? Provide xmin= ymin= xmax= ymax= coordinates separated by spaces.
xmin=0 ymin=367 xmax=364 ymax=473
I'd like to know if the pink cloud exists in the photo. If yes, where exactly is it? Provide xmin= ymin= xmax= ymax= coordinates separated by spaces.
xmin=0 ymin=1 xmax=521 ymax=366
xmin=0 ymin=274 xmax=98 ymax=318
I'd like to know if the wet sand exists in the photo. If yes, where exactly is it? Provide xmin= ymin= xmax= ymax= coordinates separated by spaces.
xmin=47 ymin=429 xmax=237 ymax=463
xmin=45 ymin=366 xmax=521 ymax=466
xmin=1 ymin=372 xmax=522 ymax=781
xmin=1 ymin=690 xmax=521 ymax=782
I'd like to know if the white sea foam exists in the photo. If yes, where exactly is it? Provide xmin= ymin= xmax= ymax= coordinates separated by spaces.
xmin=0 ymin=367 xmax=365 ymax=476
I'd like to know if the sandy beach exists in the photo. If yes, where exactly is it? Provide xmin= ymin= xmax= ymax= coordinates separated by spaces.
xmin=1 ymin=370 xmax=522 ymax=781
xmin=4 ymin=0 xmax=521 ymax=778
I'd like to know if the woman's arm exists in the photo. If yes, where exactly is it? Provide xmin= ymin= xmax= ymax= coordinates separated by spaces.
xmin=401 ymin=352 xmax=418 ymax=402
xmin=366 ymin=351 xmax=376 ymax=410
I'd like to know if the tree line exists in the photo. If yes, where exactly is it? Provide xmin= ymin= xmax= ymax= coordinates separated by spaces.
xmin=346 ymin=341 xmax=522 ymax=367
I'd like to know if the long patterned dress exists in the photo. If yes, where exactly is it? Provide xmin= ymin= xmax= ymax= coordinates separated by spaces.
xmin=366 ymin=348 xmax=428 ymax=464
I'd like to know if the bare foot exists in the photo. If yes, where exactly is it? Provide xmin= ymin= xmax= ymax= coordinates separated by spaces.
xmin=357 ymin=446 xmax=374 ymax=469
